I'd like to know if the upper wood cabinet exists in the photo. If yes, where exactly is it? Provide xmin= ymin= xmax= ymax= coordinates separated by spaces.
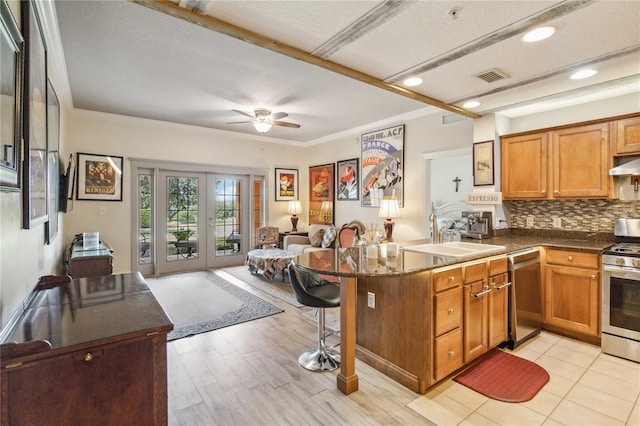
xmin=615 ymin=116 xmax=640 ymax=155
xmin=501 ymin=132 xmax=548 ymax=199
xmin=501 ymin=122 xmax=611 ymax=199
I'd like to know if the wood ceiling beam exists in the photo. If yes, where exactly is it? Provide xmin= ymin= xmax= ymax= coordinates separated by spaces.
xmin=131 ymin=0 xmax=481 ymax=119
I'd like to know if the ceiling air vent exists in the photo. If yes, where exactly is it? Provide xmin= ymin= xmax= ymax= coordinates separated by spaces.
xmin=475 ymin=68 xmax=509 ymax=83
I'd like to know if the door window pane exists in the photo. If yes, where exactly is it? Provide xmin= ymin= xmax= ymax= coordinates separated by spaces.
xmin=138 ymin=174 xmax=152 ymax=264
xmin=217 ymin=179 xmax=241 ymax=255
xmin=167 ymin=176 xmax=199 ymax=261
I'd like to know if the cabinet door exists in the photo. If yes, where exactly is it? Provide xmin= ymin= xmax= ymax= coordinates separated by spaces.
xmin=463 ymin=281 xmax=489 ymax=363
xmin=434 ymin=328 xmax=463 ymax=381
xmin=545 ymin=265 xmax=600 ymax=337
xmin=501 ymin=132 xmax=548 ymax=199
xmin=615 ymin=116 xmax=640 ymax=155
xmin=488 ymin=272 xmax=509 ymax=347
xmin=551 ymin=123 xmax=610 ymax=198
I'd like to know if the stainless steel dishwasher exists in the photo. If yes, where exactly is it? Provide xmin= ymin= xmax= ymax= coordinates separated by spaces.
xmin=507 ymin=249 xmax=543 ymax=348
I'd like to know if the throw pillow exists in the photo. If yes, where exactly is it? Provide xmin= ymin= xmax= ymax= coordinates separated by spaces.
xmin=310 ymin=229 xmax=326 ymax=247
xmin=322 ymin=225 xmax=337 ymax=248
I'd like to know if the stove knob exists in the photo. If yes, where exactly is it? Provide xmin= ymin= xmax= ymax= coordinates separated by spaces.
xmin=615 ymin=257 xmax=625 ymax=266
xmin=633 ymin=259 xmax=640 ymax=268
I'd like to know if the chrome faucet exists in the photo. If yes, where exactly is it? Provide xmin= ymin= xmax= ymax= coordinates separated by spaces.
xmin=429 ymin=213 xmax=439 ymax=243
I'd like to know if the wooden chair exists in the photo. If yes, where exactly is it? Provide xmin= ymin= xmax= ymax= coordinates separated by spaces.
xmin=256 ymin=226 xmax=279 ymax=249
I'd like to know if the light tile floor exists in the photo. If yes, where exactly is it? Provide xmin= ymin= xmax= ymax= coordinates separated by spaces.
xmin=408 ymin=332 xmax=640 ymax=426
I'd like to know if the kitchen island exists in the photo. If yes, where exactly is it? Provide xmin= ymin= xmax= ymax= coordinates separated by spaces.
xmin=293 ymin=233 xmax=611 ymax=395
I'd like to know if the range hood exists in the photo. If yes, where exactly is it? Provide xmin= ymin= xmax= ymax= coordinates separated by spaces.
xmin=609 ymin=158 xmax=640 ymax=176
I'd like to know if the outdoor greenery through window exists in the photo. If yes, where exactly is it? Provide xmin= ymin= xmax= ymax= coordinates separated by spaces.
xmin=216 ymin=179 xmax=242 ymax=254
xmin=167 ymin=176 xmax=198 ymax=260
xmin=139 ymin=174 xmax=152 ymax=264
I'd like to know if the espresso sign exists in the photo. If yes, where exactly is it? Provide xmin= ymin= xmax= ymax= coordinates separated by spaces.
xmin=466 ymin=192 xmax=502 ymax=205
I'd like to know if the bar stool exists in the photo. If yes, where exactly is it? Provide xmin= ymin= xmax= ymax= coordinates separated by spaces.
xmin=288 ymin=265 xmax=340 ymax=371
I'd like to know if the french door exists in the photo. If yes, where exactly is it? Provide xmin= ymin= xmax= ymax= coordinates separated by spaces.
xmin=134 ymin=165 xmax=254 ymax=276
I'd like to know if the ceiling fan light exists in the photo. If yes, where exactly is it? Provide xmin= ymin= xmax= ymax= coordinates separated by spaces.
xmin=570 ymin=69 xmax=597 ymax=80
xmin=403 ymin=77 xmax=423 ymax=87
xmin=253 ymin=121 xmax=273 ymax=133
xmin=521 ymin=26 xmax=556 ymax=43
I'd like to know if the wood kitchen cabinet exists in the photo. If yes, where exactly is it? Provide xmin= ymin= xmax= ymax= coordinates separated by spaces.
xmin=463 ymin=261 xmax=489 ymax=362
xmin=614 ymin=115 xmax=640 ymax=155
xmin=544 ymin=248 xmax=601 ymax=341
xmin=432 ymin=266 xmax=463 ymax=382
xmin=488 ymin=257 xmax=509 ymax=347
xmin=501 ymin=122 xmax=611 ymax=199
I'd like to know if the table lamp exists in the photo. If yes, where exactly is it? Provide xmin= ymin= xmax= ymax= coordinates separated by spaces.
xmin=378 ymin=197 xmax=400 ymax=242
xmin=288 ymin=200 xmax=302 ymax=232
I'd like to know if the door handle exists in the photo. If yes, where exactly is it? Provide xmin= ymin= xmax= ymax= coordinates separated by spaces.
xmin=473 ymin=289 xmax=491 ymax=298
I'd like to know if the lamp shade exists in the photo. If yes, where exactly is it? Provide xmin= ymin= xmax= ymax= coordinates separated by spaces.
xmin=253 ymin=121 xmax=272 ymax=133
xmin=378 ymin=197 xmax=400 ymax=219
xmin=288 ymin=200 xmax=302 ymax=215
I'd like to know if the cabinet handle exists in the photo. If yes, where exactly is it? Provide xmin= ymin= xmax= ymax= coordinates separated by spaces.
xmin=568 ymin=256 xmax=573 ymax=261
xmin=473 ymin=289 xmax=491 ymax=298
xmin=448 ymin=276 xmax=455 ymax=281
xmin=84 ymin=352 xmax=93 ymax=362
xmin=554 ymin=190 xmax=559 ymax=194
xmin=448 ymin=308 xmax=455 ymax=315
xmin=541 ymin=190 xmax=546 ymax=194
xmin=590 ymin=274 xmax=596 ymax=280
xmin=495 ymin=281 xmax=512 ymax=290
xmin=448 ymin=350 xmax=455 ymax=357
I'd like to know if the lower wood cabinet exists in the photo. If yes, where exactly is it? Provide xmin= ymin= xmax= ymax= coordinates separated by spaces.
xmin=488 ymin=270 xmax=510 ymax=347
xmin=432 ymin=266 xmax=463 ymax=381
xmin=434 ymin=328 xmax=463 ymax=382
xmin=544 ymin=248 xmax=601 ymax=339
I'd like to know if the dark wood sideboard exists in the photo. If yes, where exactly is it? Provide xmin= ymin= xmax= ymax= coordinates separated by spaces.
xmin=65 ymin=240 xmax=114 ymax=278
xmin=0 ymin=273 xmax=173 ymax=425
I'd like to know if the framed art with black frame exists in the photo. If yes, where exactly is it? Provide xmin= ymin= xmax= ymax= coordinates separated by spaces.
xmin=22 ymin=0 xmax=48 ymax=228
xmin=337 ymin=158 xmax=359 ymax=201
xmin=472 ymin=140 xmax=495 ymax=186
xmin=0 ymin=0 xmax=24 ymax=191
xmin=274 ymin=167 xmax=298 ymax=201
xmin=45 ymin=80 xmax=59 ymax=244
xmin=76 ymin=152 xmax=124 ymax=201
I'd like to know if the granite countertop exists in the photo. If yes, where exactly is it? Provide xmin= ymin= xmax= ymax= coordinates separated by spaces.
xmin=293 ymin=229 xmax=613 ymax=278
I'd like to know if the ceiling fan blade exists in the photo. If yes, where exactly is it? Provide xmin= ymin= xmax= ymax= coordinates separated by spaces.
xmin=271 ymin=112 xmax=288 ymax=120
xmin=231 ymin=109 xmax=256 ymax=119
xmin=226 ymin=120 xmax=253 ymax=124
xmin=273 ymin=120 xmax=300 ymax=128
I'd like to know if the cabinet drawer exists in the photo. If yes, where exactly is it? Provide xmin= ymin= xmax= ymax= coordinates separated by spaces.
xmin=464 ymin=261 xmax=486 ymax=284
xmin=545 ymin=248 xmax=599 ymax=269
xmin=434 ymin=287 xmax=462 ymax=337
xmin=434 ymin=328 xmax=463 ymax=381
xmin=489 ymin=257 xmax=508 ymax=275
xmin=433 ymin=267 xmax=462 ymax=292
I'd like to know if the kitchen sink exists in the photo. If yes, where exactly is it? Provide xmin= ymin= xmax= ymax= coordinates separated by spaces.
xmin=402 ymin=241 xmax=506 ymax=258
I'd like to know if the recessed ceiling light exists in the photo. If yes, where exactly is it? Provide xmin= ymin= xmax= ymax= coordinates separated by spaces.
xmin=403 ymin=77 xmax=423 ymax=87
xmin=570 ymin=69 xmax=597 ymax=80
xmin=463 ymin=100 xmax=480 ymax=108
xmin=521 ymin=26 xmax=556 ymax=43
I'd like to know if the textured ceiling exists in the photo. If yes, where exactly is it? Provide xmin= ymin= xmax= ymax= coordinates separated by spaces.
xmin=54 ymin=0 xmax=640 ymax=143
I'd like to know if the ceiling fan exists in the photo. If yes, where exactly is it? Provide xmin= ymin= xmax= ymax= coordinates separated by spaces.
xmin=226 ymin=108 xmax=301 ymax=133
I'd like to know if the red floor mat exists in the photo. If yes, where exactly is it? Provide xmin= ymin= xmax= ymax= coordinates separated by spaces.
xmin=453 ymin=349 xmax=550 ymax=403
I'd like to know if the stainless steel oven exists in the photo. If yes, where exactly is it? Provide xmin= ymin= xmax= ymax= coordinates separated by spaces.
xmin=601 ymin=218 xmax=640 ymax=363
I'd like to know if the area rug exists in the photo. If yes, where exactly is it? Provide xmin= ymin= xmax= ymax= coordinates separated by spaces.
xmin=453 ymin=349 xmax=550 ymax=403
xmin=146 ymin=271 xmax=283 ymax=341
xmin=220 ymin=265 xmax=303 ymax=307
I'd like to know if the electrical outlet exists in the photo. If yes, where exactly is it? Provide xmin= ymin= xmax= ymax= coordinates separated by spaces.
xmin=526 ymin=216 xmax=534 ymax=227
xmin=553 ymin=217 xmax=562 ymax=228
xmin=367 ymin=292 xmax=375 ymax=309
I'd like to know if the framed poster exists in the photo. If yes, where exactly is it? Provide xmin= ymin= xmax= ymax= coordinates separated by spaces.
xmin=76 ymin=152 xmax=123 ymax=201
xmin=337 ymin=158 xmax=359 ymax=201
xmin=45 ymin=80 xmax=60 ymax=243
xmin=361 ymin=124 xmax=404 ymax=207
xmin=0 ymin=0 xmax=23 ymax=190
xmin=22 ymin=0 xmax=48 ymax=228
xmin=309 ymin=163 xmax=334 ymax=225
xmin=274 ymin=167 xmax=298 ymax=201
xmin=473 ymin=140 xmax=494 ymax=186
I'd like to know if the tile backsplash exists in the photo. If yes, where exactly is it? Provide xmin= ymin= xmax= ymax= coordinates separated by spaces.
xmin=510 ymin=199 xmax=640 ymax=233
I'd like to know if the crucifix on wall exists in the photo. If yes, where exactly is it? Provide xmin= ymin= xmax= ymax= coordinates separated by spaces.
xmin=452 ymin=176 xmax=461 ymax=192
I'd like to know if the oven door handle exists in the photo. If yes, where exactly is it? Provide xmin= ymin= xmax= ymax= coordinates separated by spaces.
xmin=603 ymin=265 xmax=640 ymax=274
